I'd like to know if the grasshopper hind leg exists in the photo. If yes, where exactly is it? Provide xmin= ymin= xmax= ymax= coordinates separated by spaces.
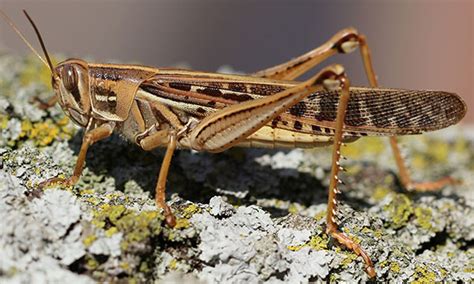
xmin=389 ymin=137 xmax=460 ymax=191
xmin=255 ymin=28 xmax=460 ymax=192
xmin=357 ymin=35 xmax=461 ymax=192
xmin=324 ymin=74 xmax=376 ymax=278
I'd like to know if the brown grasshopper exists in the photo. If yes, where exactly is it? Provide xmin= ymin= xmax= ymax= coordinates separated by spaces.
xmin=1 ymin=10 xmax=466 ymax=278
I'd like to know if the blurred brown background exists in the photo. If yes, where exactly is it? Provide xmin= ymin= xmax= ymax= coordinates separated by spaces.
xmin=1 ymin=0 xmax=473 ymax=123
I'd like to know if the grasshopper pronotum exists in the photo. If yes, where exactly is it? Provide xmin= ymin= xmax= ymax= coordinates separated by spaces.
xmin=1 ymin=10 xmax=466 ymax=278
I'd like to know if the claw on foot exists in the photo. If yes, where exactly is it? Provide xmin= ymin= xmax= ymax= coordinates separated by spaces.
xmin=162 ymin=204 xmax=176 ymax=228
xmin=329 ymin=230 xmax=376 ymax=278
xmin=38 ymin=176 xmax=77 ymax=189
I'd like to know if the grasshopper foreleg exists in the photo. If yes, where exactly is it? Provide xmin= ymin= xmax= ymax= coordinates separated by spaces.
xmin=31 ymin=95 xmax=59 ymax=110
xmin=155 ymin=133 xmax=177 ymax=227
xmin=39 ymin=121 xmax=114 ymax=188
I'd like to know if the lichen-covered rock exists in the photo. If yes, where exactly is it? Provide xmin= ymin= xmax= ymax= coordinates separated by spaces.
xmin=0 ymin=171 xmax=91 ymax=283
xmin=0 ymin=53 xmax=473 ymax=283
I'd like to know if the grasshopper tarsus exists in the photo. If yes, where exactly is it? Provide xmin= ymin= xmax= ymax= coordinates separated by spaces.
xmin=389 ymin=137 xmax=461 ymax=192
xmin=164 ymin=207 xmax=177 ymax=228
xmin=328 ymin=229 xmax=376 ymax=278
xmin=405 ymin=176 xmax=462 ymax=192
xmin=2 ymin=10 xmax=467 ymax=279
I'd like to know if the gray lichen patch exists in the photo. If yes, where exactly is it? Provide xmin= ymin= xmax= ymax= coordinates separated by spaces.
xmin=0 ymin=171 xmax=91 ymax=283
xmin=0 ymin=54 xmax=473 ymax=283
xmin=190 ymin=198 xmax=333 ymax=283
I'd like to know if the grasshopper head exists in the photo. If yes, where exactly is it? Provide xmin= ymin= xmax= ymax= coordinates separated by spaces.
xmin=0 ymin=11 xmax=92 ymax=127
xmin=52 ymin=59 xmax=91 ymax=127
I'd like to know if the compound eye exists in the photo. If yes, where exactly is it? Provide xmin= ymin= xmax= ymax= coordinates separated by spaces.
xmin=61 ymin=65 xmax=81 ymax=102
xmin=62 ymin=65 xmax=77 ymax=90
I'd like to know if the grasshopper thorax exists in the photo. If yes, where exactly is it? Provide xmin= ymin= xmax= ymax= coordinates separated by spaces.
xmin=52 ymin=59 xmax=91 ymax=127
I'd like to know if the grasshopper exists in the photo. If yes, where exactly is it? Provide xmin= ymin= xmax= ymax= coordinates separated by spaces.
xmin=1 ymin=10 xmax=466 ymax=278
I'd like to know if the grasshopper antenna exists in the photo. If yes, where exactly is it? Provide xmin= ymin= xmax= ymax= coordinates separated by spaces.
xmin=22 ymin=10 xmax=55 ymax=73
xmin=0 ymin=9 xmax=51 ymax=72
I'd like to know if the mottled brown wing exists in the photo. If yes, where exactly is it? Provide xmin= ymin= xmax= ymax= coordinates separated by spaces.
xmin=141 ymin=73 xmax=466 ymax=137
xmin=283 ymin=87 xmax=467 ymax=136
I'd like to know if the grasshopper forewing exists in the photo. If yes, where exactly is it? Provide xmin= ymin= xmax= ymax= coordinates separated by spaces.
xmin=1 ymin=10 xmax=467 ymax=278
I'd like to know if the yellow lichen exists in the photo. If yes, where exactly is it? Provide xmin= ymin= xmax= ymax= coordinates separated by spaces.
xmin=384 ymin=193 xmax=414 ymax=229
xmin=17 ymin=117 xmax=75 ymax=147
xmin=120 ymin=262 xmax=130 ymax=271
xmin=85 ymin=197 xmax=100 ymax=206
xmin=287 ymin=235 xmax=329 ymax=252
xmin=308 ymin=235 xmax=328 ymax=250
xmin=105 ymin=227 xmax=118 ymax=237
xmin=105 ymin=192 xmax=121 ymax=200
xmin=412 ymin=154 xmax=429 ymax=171
xmin=414 ymin=206 xmax=433 ymax=231
xmin=85 ymin=256 xmax=99 ymax=270
xmin=168 ymin=259 xmax=178 ymax=270
xmin=83 ymin=235 xmax=97 ymax=247
xmin=430 ymin=140 xmax=449 ymax=163
xmin=91 ymin=215 xmax=106 ymax=228
xmin=439 ymin=268 xmax=447 ymax=278
xmin=390 ymin=262 xmax=401 ymax=273
xmin=454 ymin=137 xmax=469 ymax=154
xmin=182 ymin=204 xmax=201 ymax=218
xmin=80 ymin=188 xmax=95 ymax=195
xmin=288 ymin=203 xmax=299 ymax=214
xmin=313 ymin=210 xmax=326 ymax=221
xmin=374 ymin=229 xmax=383 ymax=239
xmin=342 ymin=137 xmax=386 ymax=159
xmin=139 ymin=262 xmax=150 ymax=273
xmin=26 ymin=121 xmax=59 ymax=146
xmin=287 ymin=244 xmax=304 ymax=251
xmin=99 ymin=204 xmax=111 ymax=211
xmin=373 ymin=185 xmax=391 ymax=201
xmin=412 ymin=265 xmax=437 ymax=284
xmin=0 ymin=114 xmax=8 ymax=129
xmin=108 ymin=205 xmax=126 ymax=223
xmin=89 ymin=207 xmax=163 ymax=251
xmin=173 ymin=218 xmax=190 ymax=229
xmin=19 ymin=55 xmax=57 ymax=88
xmin=340 ymin=252 xmax=358 ymax=267
xmin=379 ymin=260 xmax=389 ymax=268
xmin=463 ymin=260 xmax=474 ymax=273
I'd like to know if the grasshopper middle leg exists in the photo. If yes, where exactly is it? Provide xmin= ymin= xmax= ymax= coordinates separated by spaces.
xmin=137 ymin=128 xmax=178 ymax=227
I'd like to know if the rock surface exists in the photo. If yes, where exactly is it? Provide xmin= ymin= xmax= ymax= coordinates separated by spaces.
xmin=0 ymin=54 xmax=473 ymax=283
